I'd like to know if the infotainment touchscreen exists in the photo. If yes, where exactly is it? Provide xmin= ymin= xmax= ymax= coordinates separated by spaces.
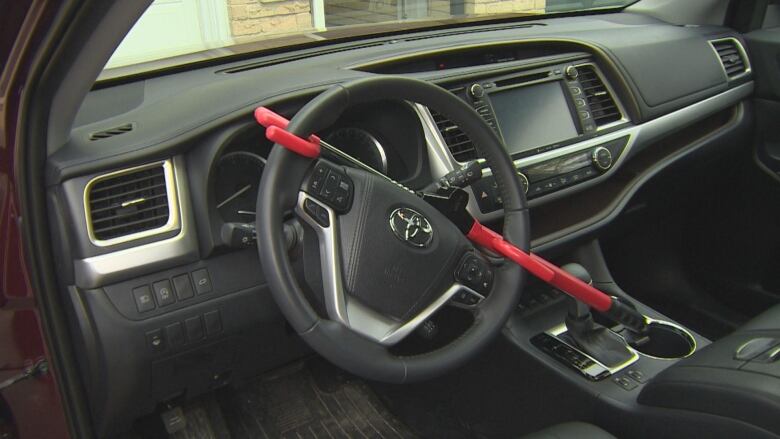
xmin=489 ymin=81 xmax=579 ymax=155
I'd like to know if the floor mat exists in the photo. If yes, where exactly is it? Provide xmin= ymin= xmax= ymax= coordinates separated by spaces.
xmin=218 ymin=360 xmax=416 ymax=439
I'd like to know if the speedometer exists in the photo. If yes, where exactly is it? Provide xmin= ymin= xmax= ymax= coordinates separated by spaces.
xmin=326 ymin=127 xmax=388 ymax=174
xmin=213 ymin=151 xmax=265 ymax=223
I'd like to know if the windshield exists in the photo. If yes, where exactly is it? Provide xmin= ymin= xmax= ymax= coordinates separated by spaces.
xmin=102 ymin=0 xmax=636 ymax=77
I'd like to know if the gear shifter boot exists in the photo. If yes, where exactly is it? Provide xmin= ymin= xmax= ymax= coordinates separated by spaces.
xmin=566 ymin=313 xmax=635 ymax=369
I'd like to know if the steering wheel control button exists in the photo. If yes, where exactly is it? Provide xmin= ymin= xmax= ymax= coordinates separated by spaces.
xmin=592 ymin=146 xmax=613 ymax=171
xmin=133 ymin=286 xmax=156 ymax=313
xmin=166 ymin=322 xmax=185 ymax=348
xmin=305 ymin=162 xmax=354 ymax=213
xmin=389 ymin=207 xmax=434 ymax=248
xmin=172 ymin=274 xmax=194 ymax=300
xmin=304 ymin=198 xmax=330 ymax=227
xmin=456 ymin=255 xmax=494 ymax=294
xmin=321 ymin=171 xmax=340 ymax=199
xmin=453 ymin=290 xmax=484 ymax=306
xmin=185 ymin=316 xmax=205 ymax=342
xmin=146 ymin=329 xmax=166 ymax=354
xmin=191 ymin=269 xmax=212 ymax=295
xmin=333 ymin=179 xmax=352 ymax=211
xmin=152 ymin=280 xmax=176 ymax=307
xmin=308 ymin=163 xmax=328 ymax=193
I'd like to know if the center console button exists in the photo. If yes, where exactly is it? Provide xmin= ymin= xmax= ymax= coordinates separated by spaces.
xmin=204 ymin=310 xmax=223 ymax=336
xmin=133 ymin=286 xmax=155 ymax=313
xmin=172 ymin=274 xmax=194 ymax=300
xmin=185 ymin=316 xmax=204 ymax=342
xmin=613 ymin=376 xmax=638 ymax=391
xmin=191 ymin=269 xmax=212 ymax=295
xmin=146 ymin=329 xmax=166 ymax=354
xmin=152 ymin=280 xmax=176 ymax=307
xmin=734 ymin=337 xmax=780 ymax=361
xmin=626 ymin=369 xmax=647 ymax=383
xmin=166 ymin=322 xmax=185 ymax=348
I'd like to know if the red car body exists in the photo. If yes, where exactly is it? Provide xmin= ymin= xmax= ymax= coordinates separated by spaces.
xmin=1 ymin=1 xmax=71 ymax=438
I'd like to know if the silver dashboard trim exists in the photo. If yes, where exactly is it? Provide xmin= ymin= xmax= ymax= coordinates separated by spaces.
xmin=547 ymin=322 xmax=639 ymax=376
xmin=295 ymin=191 xmax=476 ymax=346
xmin=83 ymin=160 xmax=180 ymax=247
xmin=74 ymin=156 xmax=198 ymax=289
xmin=416 ymin=82 xmax=754 ymax=223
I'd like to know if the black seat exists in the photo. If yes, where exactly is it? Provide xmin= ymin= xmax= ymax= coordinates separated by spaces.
xmin=523 ymin=422 xmax=617 ymax=439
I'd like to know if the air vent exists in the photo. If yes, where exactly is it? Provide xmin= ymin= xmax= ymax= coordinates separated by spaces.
xmin=577 ymin=65 xmax=622 ymax=127
xmin=429 ymin=109 xmax=478 ymax=162
xmin=89 ymin=123 xmax=134 ymax=141
xmin=710 ymin=38 xmax=749 ymax=79
xmin=85 ymin=161 xmax=178 ymax=245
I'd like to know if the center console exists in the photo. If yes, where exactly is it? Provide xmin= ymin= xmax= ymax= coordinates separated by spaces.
xmin=639 ymin=304 xmax=780 ymax=435
xmin=500 ymin=241 xmax=780 ymax=438
xmin=421 ymin=58 xmax=632 ymax=215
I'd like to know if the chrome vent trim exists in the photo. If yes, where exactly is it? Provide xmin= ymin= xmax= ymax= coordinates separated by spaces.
xmin=84 ymin=160 xmax=180 ymax=247
xmin=709 ymin=37 xmax=751 ymax=80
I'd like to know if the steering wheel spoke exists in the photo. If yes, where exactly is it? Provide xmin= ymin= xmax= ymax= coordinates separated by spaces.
xmin=259 ymin=76 xmax=528 ymax=382
xmin=297 ymin=190 xmax=483 ymax=345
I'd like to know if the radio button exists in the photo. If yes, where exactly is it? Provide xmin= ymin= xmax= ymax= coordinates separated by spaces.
xmin=569 ymin=86 xmax=582 ymax=96
xmin=517 ymin=172 xmax=529 ymax=194
xmin=592 ymin=147 xmax=613 ymax=171
xmin=469 ymin=84 xmax=485 ymax=99
xmin=565 ymin=65 xmax=579 ymax=80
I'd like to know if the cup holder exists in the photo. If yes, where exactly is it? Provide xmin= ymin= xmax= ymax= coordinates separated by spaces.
xmin=628 ymin=320 xmax=696 ymax=360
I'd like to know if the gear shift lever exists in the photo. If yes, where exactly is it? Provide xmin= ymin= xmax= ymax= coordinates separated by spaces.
xmin=561 ymin=263 xmax=636 ymax=369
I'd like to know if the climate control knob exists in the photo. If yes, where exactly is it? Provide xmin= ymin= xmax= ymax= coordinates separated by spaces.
xmin=592 ymin=146 xmax=613 ymax=171
xmin=469 ymin=83 xmax=485 ymax=99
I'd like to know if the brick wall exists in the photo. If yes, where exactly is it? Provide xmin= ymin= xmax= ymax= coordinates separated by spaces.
xmin=226 ymin=0 xmax=546 ymax=40
xmin=228 ymin=0 xmax=314 ymax=39
xmin=467 ymin=0 xmax=545 ymax=15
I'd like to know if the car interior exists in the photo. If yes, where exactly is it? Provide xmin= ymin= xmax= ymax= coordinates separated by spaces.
xmin=14 ymin=0 xmax=780 ymax=437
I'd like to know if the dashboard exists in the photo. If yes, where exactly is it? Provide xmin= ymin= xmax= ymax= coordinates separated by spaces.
xmin=48 ymin=12 xmax=755 ymax=437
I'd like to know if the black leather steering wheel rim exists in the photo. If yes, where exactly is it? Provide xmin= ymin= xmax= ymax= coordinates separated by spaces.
xmin=257 ymin=76 xmax=529 ymax=383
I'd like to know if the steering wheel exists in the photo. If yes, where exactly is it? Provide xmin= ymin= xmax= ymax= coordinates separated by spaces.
xmin=257 ymin=76 xmax=529 ymax=383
